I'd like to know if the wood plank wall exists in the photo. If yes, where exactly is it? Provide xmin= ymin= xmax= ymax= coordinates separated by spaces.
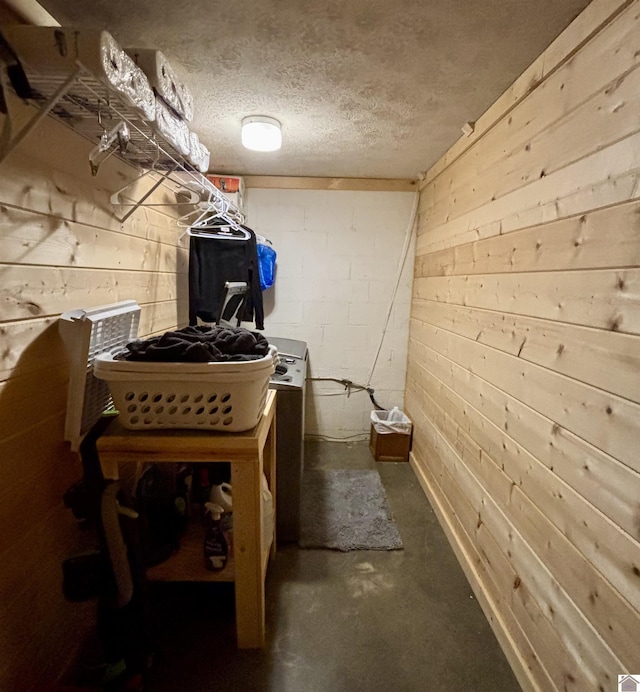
xmin=405 ymin=1 xmax=640 ymax=690
xmin=0 ymin=93 xmax=187 ymax=689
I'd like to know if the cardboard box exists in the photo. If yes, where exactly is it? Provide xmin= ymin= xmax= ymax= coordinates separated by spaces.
xmin=369 ymin=424 xmax=412 ymax=462
xmin=206 ymin=174 xmax=245 ymax=214
xmin=206 ymin=175 xmax=244 ymax=194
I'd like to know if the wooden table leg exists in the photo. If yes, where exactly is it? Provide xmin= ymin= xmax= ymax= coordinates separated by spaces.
xmin=100 ymin=456 xmax=120 ymax=481
xmin=231 ymin=457 xmax=265 ymax=648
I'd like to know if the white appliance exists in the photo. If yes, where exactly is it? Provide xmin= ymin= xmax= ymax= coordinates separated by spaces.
xmin=267 ymin=337 xmax=308 ymax=542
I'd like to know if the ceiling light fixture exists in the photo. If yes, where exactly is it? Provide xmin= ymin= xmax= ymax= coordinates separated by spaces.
xmin=241 ymin=115 xmax=282 ymax=152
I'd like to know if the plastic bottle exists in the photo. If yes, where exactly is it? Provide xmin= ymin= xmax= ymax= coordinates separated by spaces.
xmin=210 ymin=482 xmax=233 ymax=551
xmin=203 ymin=503 xmax=228 ymax=572
xmin=209 ymin=482 xmax=232 ymax=512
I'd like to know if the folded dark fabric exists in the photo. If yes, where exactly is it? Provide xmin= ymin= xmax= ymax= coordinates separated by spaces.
xmin=118 ymin=326 xmax=270 ymax=363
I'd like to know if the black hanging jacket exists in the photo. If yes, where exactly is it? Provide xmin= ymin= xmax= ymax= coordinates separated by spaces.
xmin=188 ymin=225 xmax=264 ymax=329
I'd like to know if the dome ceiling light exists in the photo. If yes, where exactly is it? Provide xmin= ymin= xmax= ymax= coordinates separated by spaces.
xmin=241 ymin=115 xmax=282 ymax=152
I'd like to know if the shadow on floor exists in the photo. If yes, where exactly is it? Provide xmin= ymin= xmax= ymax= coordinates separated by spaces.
xmin=142 ymin=441 xmax=522 ymax=692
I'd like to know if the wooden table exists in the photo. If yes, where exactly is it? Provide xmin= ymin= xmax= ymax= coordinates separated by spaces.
xmin=97 ymin=390 xmax=276 ymax=649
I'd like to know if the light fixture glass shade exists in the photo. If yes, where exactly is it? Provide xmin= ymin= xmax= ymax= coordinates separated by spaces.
xmin=241 ymin=116 xmax=282 ymax=152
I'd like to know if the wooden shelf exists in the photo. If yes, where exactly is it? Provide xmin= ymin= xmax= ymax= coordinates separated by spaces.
xmin=146 ymin=520 xmax=235 ymax=583
xmin=146 ymin=520 xmax=273 ymax=583
xmin=97 ymin=390 xmax=277 ymax=648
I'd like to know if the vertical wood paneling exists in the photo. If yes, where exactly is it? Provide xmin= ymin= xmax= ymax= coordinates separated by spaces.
xmin=0 ymin=95 xmax=183 ymax=689
xmin=406 ymin=1 xmax=640 ymax=690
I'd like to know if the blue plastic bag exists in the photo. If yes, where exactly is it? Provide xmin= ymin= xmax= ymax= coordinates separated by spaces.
xmin=257 ymin=243 xmax=276 ymax=291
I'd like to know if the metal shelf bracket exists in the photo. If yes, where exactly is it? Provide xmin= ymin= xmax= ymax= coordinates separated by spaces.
xmin=0 ymin=62 xmax=82 ymax=166
xmin=0 ymin=37 xmax=245 ymax=229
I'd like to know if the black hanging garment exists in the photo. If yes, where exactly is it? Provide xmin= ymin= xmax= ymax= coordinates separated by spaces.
xmin=188 ymin=225 xmax=265 ymax=329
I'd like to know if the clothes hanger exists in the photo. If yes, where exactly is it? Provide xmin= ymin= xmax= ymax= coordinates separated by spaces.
xmin=188 ymin=222 xmax=251 ymax=241
xmin=89 ymin=115 xmax=130 ymax=176
xmin=109 ymin=141 xmax=199 ymax=219
xmin=177 ymin=200 xmax=251 ymax=242
xmin=177 ymin=183 xmax=249 ymax=241
xmin=176 ymin=189 xmax=222 ymax=229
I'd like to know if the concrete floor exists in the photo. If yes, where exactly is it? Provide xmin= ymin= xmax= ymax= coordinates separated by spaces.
xmin=144 ymin=441 xmax=522 ymax=692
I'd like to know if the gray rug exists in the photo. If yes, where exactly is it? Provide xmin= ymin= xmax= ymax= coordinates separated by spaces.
xmin=299 ymin=469 xmax=403 ymax=551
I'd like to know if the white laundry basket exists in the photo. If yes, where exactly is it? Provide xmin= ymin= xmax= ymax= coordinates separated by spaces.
xmin=94 ymin=346 xmax=276 ymax=432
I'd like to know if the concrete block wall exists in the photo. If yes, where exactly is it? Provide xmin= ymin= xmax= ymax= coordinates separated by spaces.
xmin=246 ymin=188 xmax=416 ymax=440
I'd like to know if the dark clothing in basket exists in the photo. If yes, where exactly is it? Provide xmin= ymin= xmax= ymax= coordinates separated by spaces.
xmin=119 ymin=326 xmax=270 ymax=363
xmin=188 ymin=226 xmax=265 ymax=330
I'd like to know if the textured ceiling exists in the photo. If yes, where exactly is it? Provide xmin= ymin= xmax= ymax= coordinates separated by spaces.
xmin=35 ymin=0 xmax=590 ymax=179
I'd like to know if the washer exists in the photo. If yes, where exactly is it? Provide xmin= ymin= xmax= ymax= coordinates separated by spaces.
xmin=266 ymin=337 xmax=308 ymax=542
